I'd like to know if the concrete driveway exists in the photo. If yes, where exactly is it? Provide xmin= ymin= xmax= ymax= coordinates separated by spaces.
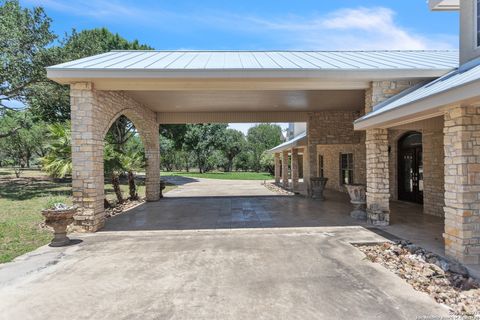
xmin=0 ymin=227 xmax=448 ymax=320
xmin=0 ymin=179 xmax=450 ymax=319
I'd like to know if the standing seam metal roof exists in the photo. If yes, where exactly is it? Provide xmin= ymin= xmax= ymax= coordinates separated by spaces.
xmin=48 ymin=50 xmax=459 ymax=70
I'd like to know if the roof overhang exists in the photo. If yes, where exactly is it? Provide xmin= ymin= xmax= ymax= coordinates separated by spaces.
xmin=268 ymin=132 xmax=307 ymax=154
xmin=46 ymin=69 xmax=454 ymax=91
xmin=428 ymin=0 xmax=459 ymax=11
xmin=354 ymin=79 xmax=480 ymax=130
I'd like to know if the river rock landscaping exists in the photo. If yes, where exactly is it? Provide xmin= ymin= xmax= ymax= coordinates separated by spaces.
xmin=356 ymin=241 xmax=480 ymax=316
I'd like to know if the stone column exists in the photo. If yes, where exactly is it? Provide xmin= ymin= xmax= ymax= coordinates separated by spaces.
xmin=145 ymin=125 xmax=160 ymax=201
xmin=70 ymin=83 xmax=105 ymax=232
xmin=291 ymin=148 xmax=299 ymax=191
xmin=366 ymin=128 xmax=390 ymax=225
xmin=274 ymin=153 xmax=281 ymax=184
xmin=364 ymin=80 xmax=421 ymax=225
xmin=282 ymin=150 xmax=289 ymax=188
xmin=443 ymin=105 xmax=480 ymax=264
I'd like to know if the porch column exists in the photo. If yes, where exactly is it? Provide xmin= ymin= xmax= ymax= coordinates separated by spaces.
xmin=444 ymin=105 xmax=480 ymax=264
xmin=366 ymin=129 xmax=390 ymax=225
xmin=274 ymin=153 xmax=281 ymax=184
xmin=291 ymin=148 xmax=299 ymax=191
xmin=70 ymin=83 xmax=106 ymax=232
xmin=145 ymin=125 xmax=160 ymax=201
xmin=282 ymin=150 xmax=289 ymax=188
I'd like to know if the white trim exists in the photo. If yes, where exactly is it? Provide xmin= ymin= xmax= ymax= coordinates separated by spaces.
xmin=428 ymin=0 xmax=460 ymax=11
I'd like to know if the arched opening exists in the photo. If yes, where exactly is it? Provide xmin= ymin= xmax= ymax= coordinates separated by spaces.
xmin=397 ymin=131 xmax=423 ymax=204
xmin=103 ymin=115 xmax=146 ymax=208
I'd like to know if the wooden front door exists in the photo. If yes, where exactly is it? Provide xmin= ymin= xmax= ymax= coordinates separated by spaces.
xmin=398 ymin=132 xmax=423 ymax=204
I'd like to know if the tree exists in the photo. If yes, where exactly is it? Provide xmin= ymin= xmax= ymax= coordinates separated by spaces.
xmin=219 ymin=129 xmax=245 ymax=172
xmin=104 ymin=144 xmax=125 ymax=204
xmin=0 ymin=0 xmax=56 ymax=136
xmin=160 ymin=135 xmax=177 ymax=172
xmin=260 ymin=152 xmax=275 ymax=175
xmin=41 ymin=122 xmax=72 ymax=178
xmin=183 ymin=124 xmax=228 ymax=173
xmin=234 ymin=151 xmax=253 ymax=172
xmin=0 ymin=112 xmax=47 ymax=175
xmin=246 ymin=124 xmax=283 ymax=172
xmin=29 ymin=28 xmax=153 ymax=122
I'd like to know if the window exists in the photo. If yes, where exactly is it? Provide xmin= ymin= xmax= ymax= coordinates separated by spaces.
xmin=318 ymin=154 xmax=324 ymax=178
xmin=477 ymin=0 xmax=480 ymax=47
xmin=340 ymin=153 xmax=354 ymax=185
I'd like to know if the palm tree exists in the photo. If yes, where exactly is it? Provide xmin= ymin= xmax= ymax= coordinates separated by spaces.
xmin=41 ymin=122 xmax=72 ymax=178
xmin=104 ymin=144 xmax=124 ymax=204
xmin=120 ymin=149 xmax=145 ymax=201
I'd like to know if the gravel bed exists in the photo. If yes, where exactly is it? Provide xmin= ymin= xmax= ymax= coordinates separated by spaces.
xmin=263 ymin=182 xmax=295 ymax=195
xmin=356 ymin=241 xmax=480 ymax=316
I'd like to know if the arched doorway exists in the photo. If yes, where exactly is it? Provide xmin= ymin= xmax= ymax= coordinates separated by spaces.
xmin=398 ymin=132 xmax=423 ymax=204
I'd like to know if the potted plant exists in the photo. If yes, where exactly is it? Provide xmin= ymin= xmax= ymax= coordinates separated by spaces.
xmin=344 ymin=184 xmax=367 ymax=220
xmin=41 ymin=197 xmax=77 ymax=247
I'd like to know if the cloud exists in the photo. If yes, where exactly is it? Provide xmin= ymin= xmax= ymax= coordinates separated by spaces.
xmin=25 ymin=1 xmax=457 ymax=50
xmin=241 ymin=7 xmax=457 ymax=50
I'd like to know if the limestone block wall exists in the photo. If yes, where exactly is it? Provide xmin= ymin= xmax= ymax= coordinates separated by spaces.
xmin=70 ymin=83 xmax=160 ymax=232
xmin=444 ymin=105 xmax=480 ymax=264
xmin=316 ymin=144 xmax=366 ymax=193
xmin=307 ymin=111 xmax=362 ymax=183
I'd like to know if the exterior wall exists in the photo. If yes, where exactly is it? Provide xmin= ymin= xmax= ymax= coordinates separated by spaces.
xmin=306 ymin=111 xmax=362 ymax=194
xmin=443 ymin=105 xmax=480 ymax=264
xmin=70 ymin=83 xmax=160 ymax=232
xmin=460 ymin=0 xmax=480 ymax=64
xmin=316 ymin=143 xmax=366 ymax=193
xmin=364 ymin=80 xmax=422 ymax=225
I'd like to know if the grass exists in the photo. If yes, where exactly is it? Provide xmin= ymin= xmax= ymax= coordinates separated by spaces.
xmin=0 ymin=168 xmax=175 ymax=264
xmin=162 ymin=171 xmax=274 ymax=180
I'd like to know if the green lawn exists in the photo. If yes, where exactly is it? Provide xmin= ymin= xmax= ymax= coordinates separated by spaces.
xmin=0 ymin=168 xmax=175 ymax=264
xmin=162 ymin=171 xmax=274 ymax=180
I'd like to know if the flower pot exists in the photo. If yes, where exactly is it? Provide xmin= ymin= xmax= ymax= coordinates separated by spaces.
xmin=310 ymin=177 xmax=328 ymax=200
xmin=41 ymin=207 xmax=77 ymax=247
xmin=345 ymin=184 xmax=367 ymax=220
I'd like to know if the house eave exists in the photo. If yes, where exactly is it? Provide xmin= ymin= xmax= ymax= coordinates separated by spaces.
xmin=428 ymin=0 xmax=460 ymax=11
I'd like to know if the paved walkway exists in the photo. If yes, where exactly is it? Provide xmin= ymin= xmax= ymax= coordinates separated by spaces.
xmin=163 ymin=176 xmax=277 ymax=197
xmin=0 ymin=179 xmax=452 ymax=319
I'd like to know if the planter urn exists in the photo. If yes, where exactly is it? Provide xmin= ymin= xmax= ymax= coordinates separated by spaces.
xmin=310 ymin=177 xmax=328 ymax=200
xmin=41 ymin=205 xmax=77 ymax=247
xmin=345 ymin=184 xmax=367 ymax=220
xmin=159 ymin=180 xmax=166 ymax=198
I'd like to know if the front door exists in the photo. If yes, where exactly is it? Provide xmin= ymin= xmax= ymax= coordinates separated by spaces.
xmin=398 ymin=132 xmax=423 ymax=204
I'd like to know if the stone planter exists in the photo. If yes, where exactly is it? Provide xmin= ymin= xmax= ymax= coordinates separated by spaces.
xmin=159 ymin=180 xmax=166 ymax=198
xmin=41 ymin=206 xmax=77 ymax=247
xmin=345 ymin=184 xmax=367 ymax=220
xmin=310 ymin=177 xmax=328 ymax=200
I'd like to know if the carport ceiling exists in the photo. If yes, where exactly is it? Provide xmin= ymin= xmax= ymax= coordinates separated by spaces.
xmin=126 ymin=90 xmax=365 ymax=113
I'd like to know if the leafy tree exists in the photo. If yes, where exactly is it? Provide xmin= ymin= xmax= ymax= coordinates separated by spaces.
xmin=41 ymin=122 xmax=72 ymax=178
xmin=246 ymin=124 xmax=283 ymax=172
xmin=183 ymin=124 xmax=228 ymax=173
xmin=260 ymin=152 xmax=275 ymax=175
xmin=0 ymin=112 xmax=47 ymax=175
xmin=0 ymin=0 xmax=55 ymax=136
xmin=29 ymin=28 xmax=153 ymax=122
xmin=160 ymin=135 xmax=177 ymax=172
xmin=234 ymin=151 xmax=253 ymax=172
xmin=219 ymin=129 xmax=245 ymax=172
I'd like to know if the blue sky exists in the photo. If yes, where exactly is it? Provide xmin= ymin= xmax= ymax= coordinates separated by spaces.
xmin=22 ymin=0 xmax=460 ymax=134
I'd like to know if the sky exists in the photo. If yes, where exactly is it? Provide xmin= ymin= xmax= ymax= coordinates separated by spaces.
xmin=21 ymin=0 xmax=460 ymax=134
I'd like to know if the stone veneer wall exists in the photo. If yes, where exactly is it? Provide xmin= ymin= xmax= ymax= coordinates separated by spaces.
xmin=444 ymin=105 xmax=480 ymax=264
xmin=70 ymin=83 xmax=160 ymax=232
xmin=316 ymin=144 xmax=366 ymax=193
xmin=364 ymin=80 xmax=422 ymax=225
xmin=307 ymin=111 xmax=363 ymax=186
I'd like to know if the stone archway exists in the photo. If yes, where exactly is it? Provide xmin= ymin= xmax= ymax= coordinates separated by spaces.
xmin=70 ymin=83 xmax=160 ymax=232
